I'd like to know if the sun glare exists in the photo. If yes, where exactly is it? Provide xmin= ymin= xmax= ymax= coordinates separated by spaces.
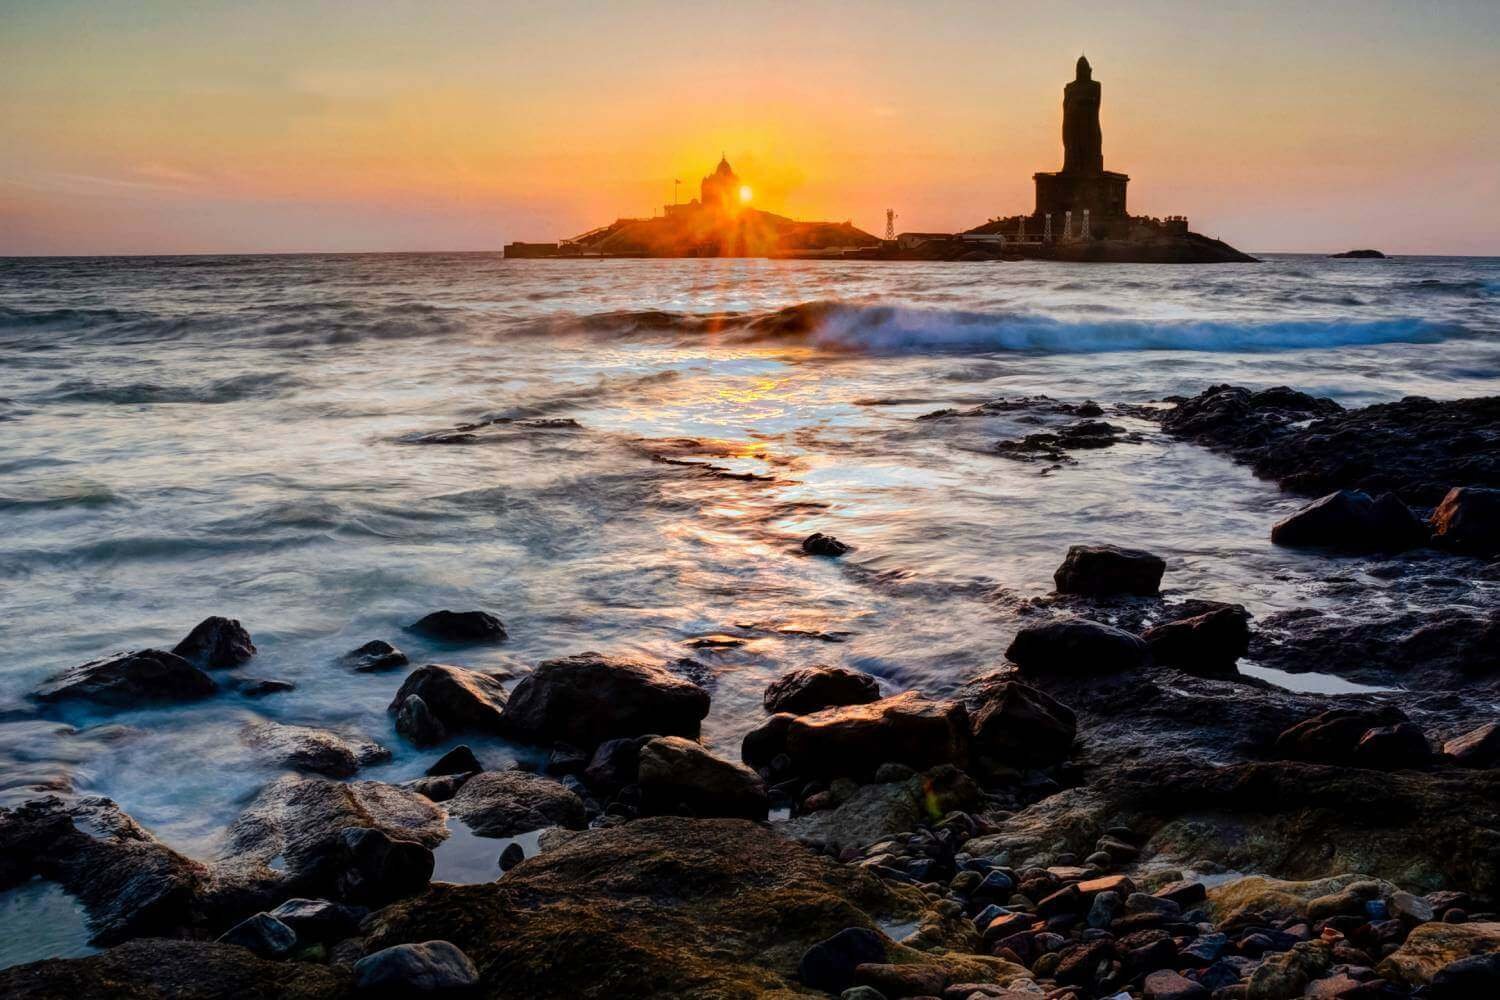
xmin=739 ymin=185 xmax=753 ymax=204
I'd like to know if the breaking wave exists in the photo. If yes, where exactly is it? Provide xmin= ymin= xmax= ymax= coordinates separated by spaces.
xmin=538 ymin=301 xmax=1462 ymax=356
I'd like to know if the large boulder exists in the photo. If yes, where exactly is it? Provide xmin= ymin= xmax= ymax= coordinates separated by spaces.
xmin=358 ymin=817 xmax=1025 ymax=999
xmin=1273 ymin=707 xmax=1421 ymax=768
xmin=446 ymin=770 xmax=587 ymax=837
xmin=783 ymin=691 xmax=969 ymax=779
xmin=958 ymin=674 xmax=1076 ymax=766
xmin=32 ymin=649 xmax=216 ymax=708
xmin=172 ymin=616 xmax=256 ymax=669
xmin=1140 ymin=605 xmax=1251 ymax=671
xmin=1053 ymin=544 xmax=1166 ymax=596
xmin=407 ymin=609 xmax=507 ymax=642
xmin=742 ymin=713 xmax=796 ymax=770
xmin=335 ymin=826 xmax=435 ymax=905
xmin=637 ymin=736 xmax=769 ymax=820
xmin=388 ymin=663 xmax=509 ymax=739
xmin=763 ymin=666 xmax=880 ymax=715
xmin=1005 ymin=619 xmax=1150 ymax=675
xmin=244 ymin=721 xmax=391 ymax=778
xmin=1377 ymin=921 xmax=1500 ymax=986
xmin=0 ymin=939 xmax=348 ymax=999
xmin=1430 ymin=486 xmax=1500 ymax=554
xmin=221 ymin=775 xmax=447 ymax=892
xmin=1270 ymin=489 xmax=1428 ymax=553
xmin=501 ymin=653 xmax=710 ymax=748
xmin=353 ymin=940 xmax=480 ymax=993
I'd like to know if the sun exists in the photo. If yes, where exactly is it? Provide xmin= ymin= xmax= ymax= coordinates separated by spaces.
xmin=738 ymin=185 xmax=753 ymax=204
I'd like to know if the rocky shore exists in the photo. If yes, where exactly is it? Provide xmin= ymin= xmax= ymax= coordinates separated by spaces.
xmin=3 ymin=383 xmax=1498 ymax=999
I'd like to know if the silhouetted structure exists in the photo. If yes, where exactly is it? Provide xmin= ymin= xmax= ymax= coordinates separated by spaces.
xmin=1032 ymin=56 xmax=1129 ymax=224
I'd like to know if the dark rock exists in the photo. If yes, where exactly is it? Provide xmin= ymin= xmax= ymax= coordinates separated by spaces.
xmin=1270 ymin=489 xmax=1428 ymax=553
xmin=426 ymin=745 xmax=483 ymax=777
xmin=352 ymin=940 xmax=479 ymax=992
xmin=1054 ymin=938 xmax=1113 ymax=988
xmin=637 ymin=736 xmax=768 ymax=820
xmin=1330 ymin=249 xmax=1387 ymax=258
xmin=1005 ymin=619 xmax=1150 ymax=675
xmin=501 ymin=652 xmax=709 ymax=748
xmin=245 ymin=722 xmax=391 ymax=778
xmin=544 ymin=744 xmax=588 ymax=776
xmin=783 ymin=691 xmax=969 ymax=779
xmin=388 ymin=663 xmax=509 ymax=738
xmin=32 ymin=649 xmax=216 ymax=708
xmin=798 ymin=927 xmax=886 ymax=992
xmin=232 ymin=677 xmax=295 ymax=697
xmin=1154 ymin=880 xmax=1209 ymax=908
xmin=336 ymin=827 xmax=434 ymax=905
xmin=407 ymin=610 xmax=508 ymax=643
xmin=583 ymin=736 xmax=651 ymax=794
xmin=216 ymin=912 xmax=297 ymax=959
xmin=1430 ymin=486 xmax=1500 ymax=554
xmin=1274 ymin=707 xmax=1410 ymax=766
xmin=395 ymin=694 xmax=447 ymax=747
xmin=341 ymin=639 xmax=409 ymax=673
xmin=803 ymin=532 xmax=851 ymax=557
xmin=1352 ymin=723 xmax=1432 ymax=770
xmin=447 ymin=770 xmax=586 ymax=837
xmin=1443 ymin=723 xmax=1500 ymax=767
xmin=1427 ymin=953 xmax=1500 ymax=998
xmin=958 ymin=674 xmax=1077 ymax=766
xmin=171 ymin=617 xmax=255 ymax=669
xmin=1141 ymin=604 xmax=1251 ymax=671
xmin=0 ymin=939 xmax=348 ymax=999
xmin=852 ymin=962 xmax=945 ymax=997
xmin=764 ymin=665 xmax=880 ymax=715
xmin=741 ymin=712 xmax=796 ymax=769
xmin=400 ymin=773 xmax=474 ymax=803
xmin=1053 ymin=543 xmax=1166 ymax=596
xmin=267 ymin=898 xmax=366 ymax=944
xmin=499 ymin=843 xmax=525 ymax=870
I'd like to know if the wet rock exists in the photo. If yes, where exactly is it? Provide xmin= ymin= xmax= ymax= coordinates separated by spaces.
xmin=1443 ymin=722 xmax=1500 ymax=767
xmin=407 ymin=609 xmax=508 ymax=643
xmin=0 ymin=795 xmax=219 ymax=945
xmin=232 ymin=677 xmax=295 ymax=697
xmin=1005 ymin=619 xmax=1150 ymax=675
xmin=1273 ymin=708 xmax=1412 ymax=767
xmin=359 ymin=817 xmax=1019 ymax=998
xmin=501 ymin=652 xmax=710 ymax=748
xmin=1143 ymin=969 xmax=1209 ymax=1000
xmin=1352 ymin=722 xmax=1432 ymax=770
xmin=245 ymin=721 xmax=392 ymax=778
xmin=267 ymin=898 xmax=366 ymax=944
xmin=1161 ymin=384 xmax=1343 ymax=460
xmin=1430 ymin=486 xmax=1500 ymax=554
xmin=340 ymin=639 xmax=409 ymax=673
xmin=1377 ymin=920 xmax=1500 ymax=985
xmin=426 ymin=744 xmax=483 ymax=776
xmin=352 ymin=940 xmax=479 ymax=992
xmin=1141 ymin=604 xmax=1251 ymax=671
xmin=583 ymin=735 xmax=651 ymax=794
xmin=32 ymin=649 xmax=216 ymax=708
xmin=336 ymin=826 xmax=435 ymax=905
xmin=742 ymin=712 xmax=796 ymax=770
xmin=222 ymin=774 xmax=447 ymax=891
xmin=783 ymin=691 xmax=969 ymax=779
xmin=499 ymin=842 xmax=525 ymax=870
xmin=217 ymin=912 xmax=297 ymax=958
xmin=783 ymin=767 xmax=975 ymax=853
xmin=803 ymin=532 xmax=852 ymax=557
xmin=764 ymin=665 xmax=880 ymax=715
xmin=852 ymin=962 xmax=945 ymax=997
xmin=1248 ymin=940 xmax=1331 ymax=999
xmin=388 ymin=663 xmax=509 ymax=739
xmin=395 ymin=693 xmax=447 ymax=746
xmin=0 ymin=939 xmax=348 ymax=999
xmin=399 ymin=773 xmax=473 ymax=803
xmin=799 ymin=927 xmax=887 ymax=992
xmin=958 ymin=674 xmax=1077 ymax=766
xmin=1270 ymin=489 xmax=1428 ymax=553
xmin=637 ymin=736 xmax=768 ymax=820
xmin=1053 ymin=543 xmax=1166 ymax=596
xmin=447 ymin=770 xmax=586 ymax=837
xmin=172 ymin=616 xmax=256 ymax=669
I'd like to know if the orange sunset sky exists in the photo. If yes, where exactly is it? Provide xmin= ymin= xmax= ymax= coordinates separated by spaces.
xmin=3 ymin=0 xmax=1498 ymax=256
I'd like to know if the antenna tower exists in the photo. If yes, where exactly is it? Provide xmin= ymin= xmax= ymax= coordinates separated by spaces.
xmin=884 ymin=209 xmax=896 ymax=241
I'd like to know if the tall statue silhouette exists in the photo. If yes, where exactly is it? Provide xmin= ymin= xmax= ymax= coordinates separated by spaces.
xmin=1062 ymin=55 xmax=1103 ymax=174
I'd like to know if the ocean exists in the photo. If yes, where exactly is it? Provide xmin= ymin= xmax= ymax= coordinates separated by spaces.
xmin=1 ymin=252 xmax=1498 ymax=959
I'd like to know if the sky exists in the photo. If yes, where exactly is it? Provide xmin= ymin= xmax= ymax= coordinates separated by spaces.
xmin=2 ymin=0 xmax=1498 ymax=256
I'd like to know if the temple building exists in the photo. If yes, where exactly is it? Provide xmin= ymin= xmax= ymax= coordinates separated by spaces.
xmin=698 ymin=155 xmax=742 ymax=212
xmin=1032 ymin=56 xmax=1130 ymax=225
